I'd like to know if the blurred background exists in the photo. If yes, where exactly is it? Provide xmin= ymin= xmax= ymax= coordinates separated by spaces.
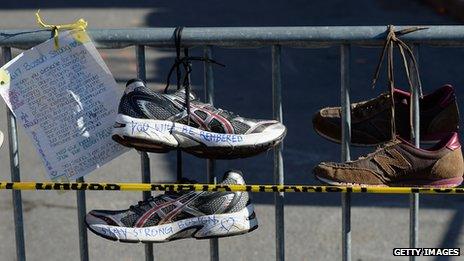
xmin=1 ymin=0 xmax=464 ymax=260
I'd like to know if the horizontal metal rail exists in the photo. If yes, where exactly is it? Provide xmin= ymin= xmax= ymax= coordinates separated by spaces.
xmin=1 ymin=182 xmax=464 ymax=194
xmin=2 ymin=25 xmax=462 ymax=261
xmin=2 ymin=26 xmax=464 ymax=49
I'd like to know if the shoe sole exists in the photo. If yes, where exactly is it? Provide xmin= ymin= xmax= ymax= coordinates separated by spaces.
xmin=112 ymin=114 xmax=286 ymax=159
xmin=85 ymin=204 xmax=258 ymax=243
xmin=315 ymin=175 xmax=463 ymax=188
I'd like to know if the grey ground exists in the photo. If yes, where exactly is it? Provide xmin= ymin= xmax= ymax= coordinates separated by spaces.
xmin=1 ymin=0 xmax=464 ymax=260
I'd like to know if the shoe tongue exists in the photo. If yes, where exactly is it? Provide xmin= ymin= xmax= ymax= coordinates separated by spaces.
xmin=171 ymin=88 xmax=197 ymax=101
xmin=221 ymin=170 xmax=245 ymax=185
xmin=125 ymin=79 xmax=146 ymax=94
xmin=393 ymin=89 xmax=410 ymax=106
xmin=399 ymin=98 xmax=408 ymax=105
xmin=395 ymin=135 xmax=411 ymax=145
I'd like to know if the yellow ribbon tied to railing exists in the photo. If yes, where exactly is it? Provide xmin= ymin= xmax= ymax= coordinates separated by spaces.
xmin=35 ymin=10 xmax=88 ymax=49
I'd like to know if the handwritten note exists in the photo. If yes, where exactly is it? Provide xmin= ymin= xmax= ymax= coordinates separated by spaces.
xmin=0 ymin=30 xmax=128 ymax=181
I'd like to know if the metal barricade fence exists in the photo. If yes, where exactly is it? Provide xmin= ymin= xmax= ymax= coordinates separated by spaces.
xmin=1 ymin=26 xmax=464 ymax=261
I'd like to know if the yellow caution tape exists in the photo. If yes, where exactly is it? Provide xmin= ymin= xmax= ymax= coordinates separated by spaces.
xmin=71 ymin=30 xmax=91 ymax=44
xmin=35 ymin=10 xmax=88 ymax=49
xmin=0 ymin=182 xmax=463 ymax=194
xmin=0 ymin=69 xmax=10 ymax=86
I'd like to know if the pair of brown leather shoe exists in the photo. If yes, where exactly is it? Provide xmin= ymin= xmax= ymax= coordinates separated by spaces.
xmin=312 ymin=85 xmax=463 ymax=187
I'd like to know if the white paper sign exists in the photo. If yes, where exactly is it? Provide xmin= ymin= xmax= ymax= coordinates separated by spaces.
xmin=0 ymin=30 xmax=128 ymax=181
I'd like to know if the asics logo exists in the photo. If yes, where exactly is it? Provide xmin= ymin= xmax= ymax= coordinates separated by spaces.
xmin=134 ymin=192 xmax=208 ymax=227
xmin=190 ymin=104 xmax=234 ymax=134
xmin=134 ymin=193 xmax=195 ymax=227
xmin=163 ymin=94 xmax=235 ymax=134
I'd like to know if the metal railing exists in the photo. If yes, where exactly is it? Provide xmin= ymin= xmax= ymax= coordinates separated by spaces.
xmin=2 ymin=26 xmax=464 ymax=261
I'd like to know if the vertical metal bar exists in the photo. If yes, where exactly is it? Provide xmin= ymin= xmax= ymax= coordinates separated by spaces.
xmin=409 ymin=44 xmax=420 ymax=261
xmin=340 ymin=44 xmax=351 ymax=261
xmin=175 ymin=46 xmax=191 ymax=182
xmin=75 ymin=20 xmax=89 ymax=255
xmin=136 ymin=45 xmax=154 ymax=261
xmin=76 ymin=176 xmax=89 ymax=261
xmin=204 ymin=45 xmax=219 ymax=261
xmin=2 ymin=47 xmax=26 ymax=261
xmin=176 ymin=150 xmax=183 ymax=181
xmin=204 ymin=47 xmax=215 ymax=109
xmin=272 ymin=45 xmax=285 ymax=261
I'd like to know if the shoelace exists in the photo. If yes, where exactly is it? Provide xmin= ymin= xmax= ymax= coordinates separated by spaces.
xmin=163 ymin=26 xmax=225 ymax=125
xmin=201 ymin=102 xmax=239 ymax=118
xmin=371 ymin=25 xmax=427 ymax=140
xmin=357 ymin=139 xmax=400 ymax=161
xmin=129 ymin=197 xmax=155 ymax=213
xmin=129 ymin=177 xmax=198 ymax=213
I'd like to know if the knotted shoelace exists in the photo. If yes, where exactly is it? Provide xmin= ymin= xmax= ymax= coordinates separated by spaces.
xmin=371 ymin=25 xmax=427 ymax=140
xmin=129 ymin=177 xmax=198 ymax=213
xmin=164 ymin=26 xmax=225 ymax=124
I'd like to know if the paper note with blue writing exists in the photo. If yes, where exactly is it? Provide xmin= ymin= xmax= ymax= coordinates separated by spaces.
xmin=0 ymin=30 xmax=128 ymax=181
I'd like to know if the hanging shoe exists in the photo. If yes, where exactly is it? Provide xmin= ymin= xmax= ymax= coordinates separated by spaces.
xmin=314 ymin=132 xmax=464 ymax=187
xmin=112 ymin=79 xmax=286 ymax=159
xmin=85 ymin=170 xmax=258 ymax=242
xmin=312 ymin=85 xmax=459 ymax=146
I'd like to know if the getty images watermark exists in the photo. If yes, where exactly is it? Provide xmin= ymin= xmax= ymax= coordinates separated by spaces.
xmin=393 ymin=248 xmax=460 ymax=257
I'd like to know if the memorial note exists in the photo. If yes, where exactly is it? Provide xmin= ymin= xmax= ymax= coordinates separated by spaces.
xmin=0 ymin=30 xmax=128 ymax=181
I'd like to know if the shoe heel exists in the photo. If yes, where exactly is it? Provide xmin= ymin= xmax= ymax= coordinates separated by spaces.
xmin=393 ymin=177 xmax=464 ymax=188
xmin=421 ymin=177 xmax=464 ymax=188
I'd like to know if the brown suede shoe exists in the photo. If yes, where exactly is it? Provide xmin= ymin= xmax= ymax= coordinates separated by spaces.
xmin=312 ymin=85 xmax=460 ymax=146
xmin=314 ymin=132 xmax=464 ymax=187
